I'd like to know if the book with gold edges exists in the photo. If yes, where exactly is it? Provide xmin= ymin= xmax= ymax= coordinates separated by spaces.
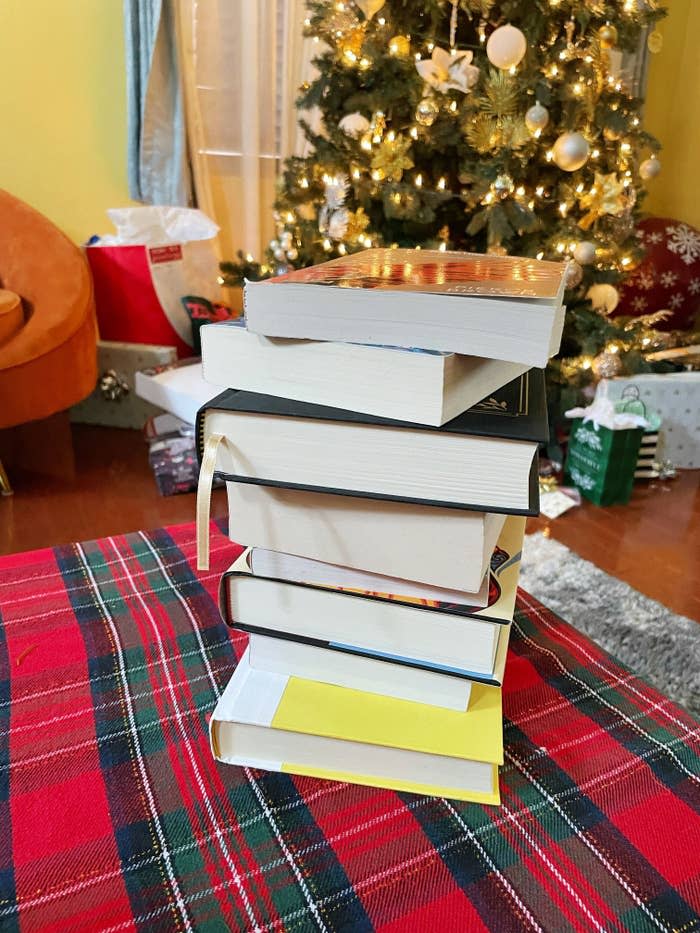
xmin=244 ymin=248 xmax=568 ymax=367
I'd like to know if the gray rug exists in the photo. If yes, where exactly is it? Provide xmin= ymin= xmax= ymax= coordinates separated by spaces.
xmin=520 ymin=532 xmax=700 ymax=719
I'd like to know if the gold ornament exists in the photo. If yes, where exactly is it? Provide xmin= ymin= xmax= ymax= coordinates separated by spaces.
xmin=598 ymin=23 xmax=618 ymax=49
xmin=592 ymin=350 xmax=623 ymax=379
xmin=370 ymin=134 xmax=414 ymax=182
xmin=578 ymin=172 xmax=626 ymax=229
xmin=388 ymin=35 xmax=410 ymax=57
xmin=415 ymin=97 xmax=439 ymax=126
xmin=344 ymin=207 xmax=371 ymax=241
xmin=647 ymin=30 xmax=663 ymax=54
xmin=338 ymin=24 xmax=366 ymax=61
xmin=355 ymin=0 xmax=385 ymax=21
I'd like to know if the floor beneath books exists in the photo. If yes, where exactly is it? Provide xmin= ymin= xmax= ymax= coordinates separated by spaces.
xmin=1 ymin=423 xmax=699 ymax=622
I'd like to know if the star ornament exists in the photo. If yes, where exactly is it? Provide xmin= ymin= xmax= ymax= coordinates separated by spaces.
xmin=578 ymin=172 xmax=626 ymax=229
xmin=416 ymin=47 xmax=480 ymax=94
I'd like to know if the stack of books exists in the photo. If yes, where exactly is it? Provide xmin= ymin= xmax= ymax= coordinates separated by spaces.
xmin=197 ymin=248 xmax=567 ymax=805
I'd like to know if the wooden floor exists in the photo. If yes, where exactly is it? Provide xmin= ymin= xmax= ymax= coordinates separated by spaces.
xmin=1 ymin=424 xmax=699 ymax=621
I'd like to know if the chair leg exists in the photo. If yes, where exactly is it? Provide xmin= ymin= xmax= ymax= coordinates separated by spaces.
xmin=0 ymin=458 xmax=13 ymax=496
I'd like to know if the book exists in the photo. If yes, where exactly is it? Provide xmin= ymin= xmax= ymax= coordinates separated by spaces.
xmin=220 ymin=516 xmax=525 ymax=682
xmin=135 ymin=358 xmax=223 ymax=426
xmin=200 ymin=320 xmax=528 ymax=427
xmin=248 ymin=618 xmax=511 ymax=710
xmin=197 ymin=370 xmax=546 ymax=515
xmin=243 ymin=249 xmax=568 ymax=369
xmin=248 ymin=634 xmax=474 ymax=711
xmin=210 ymin=649 xmax=503 ymax=804
xmin=226 ymin=482 xmax=505 ymax=592
xmin=248 ymin=546 xmax=490 ymax=609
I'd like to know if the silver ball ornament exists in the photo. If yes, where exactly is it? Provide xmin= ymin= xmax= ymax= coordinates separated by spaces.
xmin=573 ymin=241 xmax=596 ymax=265
xmin=639 ymin=156 xmax=661 ymax=180
xmin=565 ymin=260 xmax=583 ymax=288
xmin=486 ymin=24 xmax=527 ymax=70
xmin=552 ymin=132 xmax=590 ymax=172
xmin=592 ymin=350 xmax=623 ymax=379
xmin=415 ymin=97 xmax=439 ymax=127
xmin=286 ymin=247 xmax=299 ymax=261
xmin=493 ymin=173 xmax=515 ymax=198
xmin=273 ymin=247 xmax=286 ymax=261
xmin=525 ymin=101 xmax=549 ymax=133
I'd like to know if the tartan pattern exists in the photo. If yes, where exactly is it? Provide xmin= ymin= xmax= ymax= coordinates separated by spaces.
xmin=0 ymin=522 xmax=698 ymax=932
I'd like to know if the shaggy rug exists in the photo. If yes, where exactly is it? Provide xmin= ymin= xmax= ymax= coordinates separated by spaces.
xmin=521 ymin=532 xmax=700 ymax=718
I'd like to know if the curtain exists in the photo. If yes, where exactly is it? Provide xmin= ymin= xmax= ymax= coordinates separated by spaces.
xmin=125 ymin=0 xmax=192 ymax=205
xmin=177 ymin=0 xmax=313 ymax=260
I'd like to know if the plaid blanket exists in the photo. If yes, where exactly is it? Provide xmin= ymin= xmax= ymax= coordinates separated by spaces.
xmin=0 ymin=522 xmax=699 ymax=932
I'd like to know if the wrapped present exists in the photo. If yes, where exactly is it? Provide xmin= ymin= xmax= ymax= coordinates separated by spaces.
xmin=564 ymin=398 xmax=646 ymax=506
xmin=596 ymin=374 xmax=700 ymax=469
xmin=71 ymin=341 xmax=177 ymax=429
xmin=144 ymin=413 xmax=223 ymax=497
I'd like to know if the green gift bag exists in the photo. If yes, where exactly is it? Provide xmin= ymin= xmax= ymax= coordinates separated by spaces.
xmin=565 ymin=418 xmax=643 ymax=506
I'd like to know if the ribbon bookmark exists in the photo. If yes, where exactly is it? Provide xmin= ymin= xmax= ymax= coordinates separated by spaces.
xmin=197 ymin=432 xmax=225 ymax=571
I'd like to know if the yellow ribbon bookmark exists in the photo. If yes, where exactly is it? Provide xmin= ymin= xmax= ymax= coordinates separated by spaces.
xmin=197 ymin=432 xmax=225 ymax=571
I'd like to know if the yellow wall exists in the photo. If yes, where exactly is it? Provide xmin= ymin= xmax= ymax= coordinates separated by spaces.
xmin=644 ymin=0 xmax=700 ymax=227
xmin=0 ymin=0 xmax=137 ymax=244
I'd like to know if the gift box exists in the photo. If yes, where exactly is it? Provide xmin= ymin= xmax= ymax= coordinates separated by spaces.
xmin=71 ymin=341 xmax=177 ymax=429
xmin=144 ymin=413 xmax=224 ymax=496
xmin=597 ymin=374 xmax=700 ymax=469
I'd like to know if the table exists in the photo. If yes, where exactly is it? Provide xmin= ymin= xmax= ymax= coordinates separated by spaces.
xmin=0 ymin=521 xmax=698 ymax=931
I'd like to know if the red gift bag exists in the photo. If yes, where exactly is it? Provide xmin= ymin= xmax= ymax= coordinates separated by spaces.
xmin=86 ymin=208 xmax=222 ymax=359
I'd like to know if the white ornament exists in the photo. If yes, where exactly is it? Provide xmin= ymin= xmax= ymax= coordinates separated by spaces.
xmin=416 ymin=47 xmax=479 ymax=94
xmin=639 ymin=156 xmax=661 ymax=180
xmin=525 ymin=101 xmax=549 ymax=133
xmin=354 ymin=0 xmax=385 ymax=20
xmin=323 ymin=173 xmax=349 ymax=209
xmin=339 ymin=112 xmax=370 ymax=138
xmin=574 ymin=241 xmax=597 ymax=265
xmin=587 ymin=283 xmax=620 ymax=314
xmin=552 ymin=131 xmax=590 ymax=172
xmin=486 ymin=24 xmax=527 ymax=70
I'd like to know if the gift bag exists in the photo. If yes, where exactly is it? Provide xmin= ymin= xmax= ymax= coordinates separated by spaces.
xmin=86 ymin=207 xmax=222 ymax=358
xmin=565 ymin=418 xmax=644 ymax=506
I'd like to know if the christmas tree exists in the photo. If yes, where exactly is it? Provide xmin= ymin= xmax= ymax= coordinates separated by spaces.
xmin=221 ymin=0 xmax=670 ymax=429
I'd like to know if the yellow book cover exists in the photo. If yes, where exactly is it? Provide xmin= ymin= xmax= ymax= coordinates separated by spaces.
xmin=210 ymin=650 xmax=503 ymax=805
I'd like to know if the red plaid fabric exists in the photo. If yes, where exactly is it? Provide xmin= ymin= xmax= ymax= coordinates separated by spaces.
xmin=0 ymin=521 xmax=698 ymax=932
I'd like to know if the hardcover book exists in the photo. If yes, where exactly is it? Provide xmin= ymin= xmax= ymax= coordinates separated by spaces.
xmin=225 ymin=483 xmax=505 ymax=592
xmin=219 ymin=516 xmax=525 ymax=683
xmin=210 ymin=649 xmax=503 ymax=805
xmin=197 ymin=371 xmax=545 ymax=515
xmin=244 ymin=248 xmax=568 ymax=368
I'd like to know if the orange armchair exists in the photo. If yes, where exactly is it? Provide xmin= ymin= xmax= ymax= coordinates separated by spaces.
xmin=0 ymin=190 xmax=98 ymax=430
